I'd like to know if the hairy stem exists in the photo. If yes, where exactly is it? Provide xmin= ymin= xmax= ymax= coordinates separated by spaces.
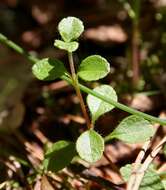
xmin=68 ymin=52 xmax=92 ymax=129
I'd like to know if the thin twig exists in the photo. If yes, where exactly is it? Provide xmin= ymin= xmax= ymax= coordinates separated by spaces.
xmin=33 ymin=128 xmax=49 ymax=144
xmin=132 ymin=136 xmax=166 ymax=190
xmin=127 ymin=140 xmax=151 ymax=190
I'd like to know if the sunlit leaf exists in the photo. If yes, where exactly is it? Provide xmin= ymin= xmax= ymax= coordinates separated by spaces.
xmin=78 ymin=55 xmax=110 ymax=81
xmin=162 ymin=178 xmax=166 ymax=189
xmin=54 ymin=40 xmax=79 ymax=52
xmin=120 ymin=164 xmax=164 ymax=190
xmin=58 ymin=17 xmax=84 ymax=42
xmin=105 ymin=115 xmax=155 ymax=143
xmin=43 ymin=140 xmax=76 ymax=172
xmin=76 ymin=129 xmax=104 ymax=163
xmin=87 ymin=85 xmax=117 ymax=123
xmin=32 ymin=58 xmax=67 ymax=81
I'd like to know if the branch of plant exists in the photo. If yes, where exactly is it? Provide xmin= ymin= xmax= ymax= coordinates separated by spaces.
xmin=0 ymin=33 xmax=38 ymax=63
xmin=63 ymin=76 xmax=166 ymax=127
xmin=0 ymin=33 xmax=166 ymax=126
xmin=132 ymin=135 xmax=166 ymax=190
xmin=68 ymin=52 xmax=92 ymax=130
xmin=127 ymin=140 xmax=151 ymax=190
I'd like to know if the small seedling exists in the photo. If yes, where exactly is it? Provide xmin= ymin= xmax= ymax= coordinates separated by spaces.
xmin=32 ymin=16 xmax=156 ymax=165
xmin=1 ymin=16 xmax=166 ymax=190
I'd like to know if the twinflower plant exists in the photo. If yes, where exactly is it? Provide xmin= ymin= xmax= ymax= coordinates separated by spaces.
xmin=32 ymin=16 xmax=155 ymax=165
xmin=0 ymin=17 xmax=166 ymax=190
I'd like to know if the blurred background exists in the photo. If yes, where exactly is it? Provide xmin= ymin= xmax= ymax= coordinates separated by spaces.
xmin=0 ymin=0 xmax=166 ymax=189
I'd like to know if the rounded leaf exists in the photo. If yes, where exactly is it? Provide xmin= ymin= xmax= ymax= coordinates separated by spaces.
xmin=54 ymin=40 xmax=79 ymax=52
xmin=78 ymin=55 xmax=110 ymax=81
xmin=43 ymin=141 xmax=76 ymax=172
xmin=32 ymin=58 xmax=66 ymax=81
xmin=58 ymin=17 xmax=84 ymax=42
xmin=87 ymin=85 xmax=117 ymax=123
xmin=76 ymin=129 xmax=104 ymax=163
xmin=105 ymin=115 xmax=155 ymax=143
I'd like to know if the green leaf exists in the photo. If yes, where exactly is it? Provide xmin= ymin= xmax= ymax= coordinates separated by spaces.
xmin=120 ymin=164 xmax=164 ymax=190
xmin=43 ymin=140 xmax=76 ymax=172
xmin=105 ymin=115 xmax=155 ymax=143
xmin=78 ymin=55 xmax=110 ymax=81
xmin=58 ymin=17 xmax=84 ymax=42
xmin=120 ymin=164 xmax=132 ymax=182
xmin=87 ymin=85 xmax=117 ymax=123
xmin=76 ymin=129 xmax=104 ymax=163
xmin=32 ymin=58 xmax=67 ymax=81
xmin=162 ymin=178 xmax=166 ymax=189
xmin=54 ymin=40 xmax=79 ymax=52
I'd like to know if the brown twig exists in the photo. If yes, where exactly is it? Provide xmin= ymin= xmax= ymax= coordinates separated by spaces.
xmin=132 ymin=136 xmax=166 ymax=190
xmin=127 ymin=140 xmax=151 ymax=190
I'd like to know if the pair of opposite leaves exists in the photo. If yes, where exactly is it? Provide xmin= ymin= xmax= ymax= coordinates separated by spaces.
xmin=32 ymin=17 xmax=155 ymax=165
xmin=32 ymin=17 xmax=117 ymax=164
xmin=32 ymin=16 xmax=115 ymax=123
xmin=32 ymin=54 xmax=114 ymax=123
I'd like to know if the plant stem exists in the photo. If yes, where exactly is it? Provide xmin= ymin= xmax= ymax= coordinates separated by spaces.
xmin=0 ymin=33 xmax=38 ymax=63
xmin=1 ymin=33 xmax=166 ymax=126
xmin=62 ymin=76 xmax=166 ymax=126
xmin=68 ymin=52 xmax=92 ymax=130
